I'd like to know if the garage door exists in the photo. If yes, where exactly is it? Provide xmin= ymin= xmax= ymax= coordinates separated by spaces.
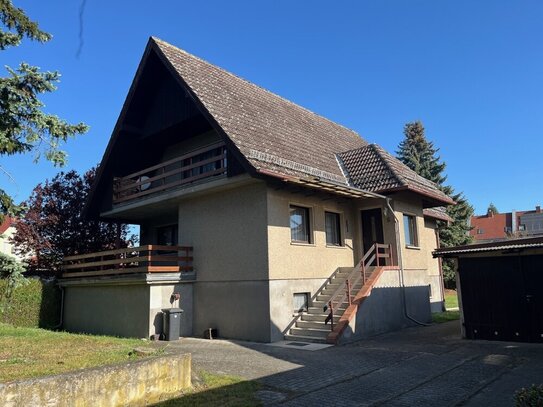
xmin=459 ymin=255 xmax=543 ymax=343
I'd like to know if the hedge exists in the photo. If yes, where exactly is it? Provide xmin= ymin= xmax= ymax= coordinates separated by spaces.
xmin=0 ymin=278 xmax=61 ymax=329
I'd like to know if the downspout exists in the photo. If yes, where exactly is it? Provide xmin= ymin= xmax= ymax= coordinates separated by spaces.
xmin=384 ymin=198 xmax=431 ymax=326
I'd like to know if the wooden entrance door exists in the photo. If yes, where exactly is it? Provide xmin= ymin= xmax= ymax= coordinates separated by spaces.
xmin=361 ymin=208 xmax=384 ymax=265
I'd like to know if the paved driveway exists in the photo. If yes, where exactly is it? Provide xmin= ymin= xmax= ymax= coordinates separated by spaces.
xmin=165 ymin=322 xmax=543 ymax=406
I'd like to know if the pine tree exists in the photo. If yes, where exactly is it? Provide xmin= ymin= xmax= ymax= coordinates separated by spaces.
xmin=397 ymin=121 xmax=473 ymax=288
xmin=487 ymin=203 xmax=499 ymax=215
xmin=0 ymin=1 xmax=88 ymax=221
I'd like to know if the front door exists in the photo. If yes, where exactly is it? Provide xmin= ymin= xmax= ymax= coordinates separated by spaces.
xmin=361 ymin=208 xmax=384 ymax=265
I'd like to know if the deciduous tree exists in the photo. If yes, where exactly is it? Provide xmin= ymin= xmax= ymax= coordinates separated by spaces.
xmin=12 ymin=169 xmax=133 ymax=275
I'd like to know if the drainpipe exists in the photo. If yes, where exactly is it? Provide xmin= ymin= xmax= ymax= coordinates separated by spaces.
xmin=384 ymin=198 xmax=431 ymax=326
xmin=53 ymin=284 xmax=64 ymax=330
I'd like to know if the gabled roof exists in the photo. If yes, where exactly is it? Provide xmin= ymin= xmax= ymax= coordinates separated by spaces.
xmin=153 ymin=38 xmax=367 ymax=184
xmin=338 ymin=144 xmax=454 ymax=205
xmin=0 ymin=217 xmax=14 ymax=234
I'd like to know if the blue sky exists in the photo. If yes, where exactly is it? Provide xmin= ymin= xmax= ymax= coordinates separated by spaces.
xmin=2 ymin=0 xmax=542 ymax=215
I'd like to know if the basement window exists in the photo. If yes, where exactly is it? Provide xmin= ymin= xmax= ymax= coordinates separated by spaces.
xmin=293 ymin=293 xmax=309 ymax=313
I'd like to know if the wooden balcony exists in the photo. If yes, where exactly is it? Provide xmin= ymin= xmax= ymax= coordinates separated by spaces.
xmin=113 ymin=142 xmax=227 ymax=205
xmin=62 ymin=245 xmax=193 ymax=279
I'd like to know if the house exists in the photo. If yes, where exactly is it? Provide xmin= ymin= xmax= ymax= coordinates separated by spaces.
xmin=0 ymin=217 xmax=23 ymax=262
xmin=434 ymin=237 xmax=543 ymax=343
xmin=59 ymin=37 xmax=453 ymax=344
xmin=470 ymin=206 xmax=543 ymax=242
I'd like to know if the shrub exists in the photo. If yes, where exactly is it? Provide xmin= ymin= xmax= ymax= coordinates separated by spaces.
xmin=514 ymin=384 xmax=543 ymax=407
xmin=0 ymin=252 xmax=28 ymax=312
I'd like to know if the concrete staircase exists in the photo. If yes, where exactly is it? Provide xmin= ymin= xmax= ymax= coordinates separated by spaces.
xmin=284 ymin=266 xmax=373 ymax=344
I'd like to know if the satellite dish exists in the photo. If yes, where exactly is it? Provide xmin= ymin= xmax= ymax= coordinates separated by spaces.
xmin=138 ymin=175 xmax=151 ymax=191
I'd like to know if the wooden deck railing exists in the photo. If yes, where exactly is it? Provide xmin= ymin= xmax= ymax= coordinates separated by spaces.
xmin=113 ymin=142 xmax=227 ymax=204
xmin=62 ymin=245 xmax=193 ymax=278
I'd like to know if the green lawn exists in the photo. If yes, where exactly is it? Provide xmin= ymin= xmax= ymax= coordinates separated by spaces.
xmin=432 ymin=310 xmax=460 ymax=323
xmin=154 ymin=371 xmax=261 ymax=407
xmin=0 ymin=323 xmax=158 ymax=382
xmin=445 ymin=291 xmax=459 ymax=309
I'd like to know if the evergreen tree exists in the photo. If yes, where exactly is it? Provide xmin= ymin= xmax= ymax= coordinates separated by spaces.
xmin=397 ymin=121 xmax=473 ymax=288
xmin=487 ymin=203 xmax=499 ymax=215
xmin=0 ymin=0 xmax=88 ymax=221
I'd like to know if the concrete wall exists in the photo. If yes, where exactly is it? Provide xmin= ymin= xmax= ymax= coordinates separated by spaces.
xmin=0 ymin=353 xmax=191 ymax=407
xmin=339 ymin=268 xmax=432 ymax=344
xmin=63 ymin=284 xmax=151 ymax=338
xmin=62 ymin=277 xmax=194 ymax=339
xmin=178 ymin=181 xmax=271 ymax=341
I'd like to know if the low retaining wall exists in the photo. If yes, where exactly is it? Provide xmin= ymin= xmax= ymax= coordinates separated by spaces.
xmin=0 ymin=353 xmax=191 ymax=407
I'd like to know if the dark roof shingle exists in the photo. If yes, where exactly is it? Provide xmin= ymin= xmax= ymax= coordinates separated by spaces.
xmin=154 ymin=38 xmax=367 ymax=183
xmin=338 ymin=144 xmax=454 ymax=205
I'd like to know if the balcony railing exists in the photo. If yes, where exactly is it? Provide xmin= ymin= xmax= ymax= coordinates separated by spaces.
xmin=113 ymin=142 xmax=227 ymax=204
xmin=62 ymin=245 xmax=193 ymax=279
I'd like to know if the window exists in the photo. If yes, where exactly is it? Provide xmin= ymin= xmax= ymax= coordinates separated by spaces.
xmin=325 ymin=211 xmax=342 ymax=246
xmin=290 ymin=205 xmax=311 ymax=243
xmin=403 ymin=214 xmax=418 ymax=247
xmin=157 ymin=224 xmax=178 ymax=246
xmin=293 ymin=293 xmax=309 ymax=312
xmin=519 ymin=224 xmax=526 ymax=231
xmin=477 ymin=228 xmax=484 ymax=235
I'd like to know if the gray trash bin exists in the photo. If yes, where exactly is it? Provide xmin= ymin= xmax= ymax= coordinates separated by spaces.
xmin=162 ymin=308 xmax=183 ymax=341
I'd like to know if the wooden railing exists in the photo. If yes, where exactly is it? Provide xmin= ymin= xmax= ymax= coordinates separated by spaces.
xmin=113 ymin=142 xmax=227 ymax=204
xmin=62 ymin=245 xmax=193 ymax=278
xmin=325 ymin=243 xmax=393 ymax=331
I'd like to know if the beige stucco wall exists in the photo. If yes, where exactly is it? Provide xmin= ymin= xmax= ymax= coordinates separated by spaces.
xmin=266 ymin=187 xmax=357 ymax=280
xmin=178 ymin=181 xmax=271 ymax=341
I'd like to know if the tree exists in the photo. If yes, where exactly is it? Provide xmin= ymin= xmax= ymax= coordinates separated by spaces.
xmin=11 ymin=169 xmax=133 ymax=275
xmin=0 ymin=0 xmax=88 ymax=221
xmin=487 ymin=203 xmax=499 ymax=215
xmin=396 ymin=121 xmax=474 ymax=288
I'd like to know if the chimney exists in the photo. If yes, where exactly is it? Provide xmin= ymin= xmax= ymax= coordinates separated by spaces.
xmin=537 ymin=205 xmax=541 ymax=213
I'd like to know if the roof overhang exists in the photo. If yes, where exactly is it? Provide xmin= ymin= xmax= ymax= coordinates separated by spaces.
xmin=433 ymin=236 xmax=543 ymax=258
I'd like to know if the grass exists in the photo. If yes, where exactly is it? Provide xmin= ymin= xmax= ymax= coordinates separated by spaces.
xmin=445 ymin=290 xmax=459 ymax=309
xmin=432 ymin=310 xmax=460 ymax=323
xmin=0 ymin=323 xmax=158 ymax=382
xmin=154 ymin=371 xmax=261 ymax=407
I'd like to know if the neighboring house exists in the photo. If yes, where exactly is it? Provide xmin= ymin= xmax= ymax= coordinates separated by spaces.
xmin=435 ymin=237 xmax=543 ymax=343
xmin=60 ymin=37 xmax=453 ymax=344
xmin=0 ymin=217 xmax=22 ymax=261
xmin=470 ymin=206 xmax=543 ymax=242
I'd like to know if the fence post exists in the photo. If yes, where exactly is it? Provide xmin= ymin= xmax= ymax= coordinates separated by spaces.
xmin=346 ymin=280 xmax=352 ymax=306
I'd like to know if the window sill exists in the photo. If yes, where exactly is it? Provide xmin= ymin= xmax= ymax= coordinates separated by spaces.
xmin=326 ymin=244 xmax=346 ymax=249
xmin=405 ymin=245 xmax=420 ymax=250
xmin=291 ymin=241 xmax=316 ymax=247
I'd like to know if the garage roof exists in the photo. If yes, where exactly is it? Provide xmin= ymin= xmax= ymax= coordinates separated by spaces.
xmin=433 ymin=236 xmax=543 ymax=257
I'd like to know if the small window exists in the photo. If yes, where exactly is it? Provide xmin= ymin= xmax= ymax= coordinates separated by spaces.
xmin=293 ymin=292 xmax=309 ymax=313
xmin=290 ymin=206 xmax=311 ymax=243
xmin=477 ymin=228 xmax=484 ymax=235
xmin=157 ymin=224 xmax=178 ymax=246
xmin=519 ymin=224 xmax=526 ymax=231
xmin=325 ymin=211 xmax=342 ymax=246
xmin=403 ymin=214 xmax=418 ymax=247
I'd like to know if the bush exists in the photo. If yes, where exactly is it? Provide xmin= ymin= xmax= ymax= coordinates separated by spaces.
xmin=0 ymin=277 xmax=61 ymax=328
xmin=514 ymin=384 xmax=543 ymax=407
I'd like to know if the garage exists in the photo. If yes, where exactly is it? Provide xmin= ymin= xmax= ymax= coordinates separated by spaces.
xmin=435 ymin=237 xmax=543 ymax=343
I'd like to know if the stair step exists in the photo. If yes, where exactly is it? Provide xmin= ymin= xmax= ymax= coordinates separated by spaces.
xmin=301 ymin=313 xmax=340 ymax=322
xmin=308 ymin=306 xmax=346 ymax=314
xmin=290 ymin=327 xmax=330 ymax=338
xmin=296 ymin=320 xmax=333 ymax=329
xmin=284 ymin=334 xmax=327 ymax=344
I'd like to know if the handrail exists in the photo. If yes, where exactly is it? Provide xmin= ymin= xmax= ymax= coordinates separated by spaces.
xmin=62 ymin=245 xmax=194 ymax=278
xmin=325 ymin=242 xmax=393 ymax=331
xmin=112 ymin=142 xmax=227 ymax=204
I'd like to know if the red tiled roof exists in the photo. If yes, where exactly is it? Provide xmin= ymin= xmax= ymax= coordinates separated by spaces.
xmin=0 ymin=217 xmax=14 ymax=234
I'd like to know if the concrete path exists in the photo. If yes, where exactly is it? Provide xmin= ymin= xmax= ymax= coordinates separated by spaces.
xmin=163 ymin=322 xmax=543 ymax=406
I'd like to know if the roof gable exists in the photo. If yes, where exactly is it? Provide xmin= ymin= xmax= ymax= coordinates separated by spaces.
xmin=152 ymin=38 xmax=367 ymax=183
xmin=338 ymin=144 xmax=454 ymax=205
